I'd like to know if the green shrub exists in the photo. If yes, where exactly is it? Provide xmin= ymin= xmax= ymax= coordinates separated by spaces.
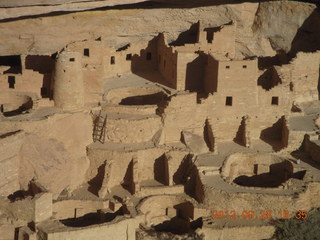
xmin=274 ymin=209 xmax=320 ymax=240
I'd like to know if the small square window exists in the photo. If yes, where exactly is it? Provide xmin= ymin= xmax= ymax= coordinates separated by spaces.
xmin=271 ymin=96 xmax=279 ymax=105
xmin=69 ymin=58 xmax=75 ymax=62
xmin=225 ymin=66 xmax=230 ymax=69
xmin=126 ymin=54 xmax=132 ymax=61
xmin=242 ymin=65 xmax=247 ymax=68
xmin=146 ymin=52 xmax=152 ymax=61
xmin=83 ymin=48 xmax=90 ymax=57
xmin=226 ymin=96 xmax=233 ymax=106
xmin=254 ymin=164 xmax=258 ymax=175
xmin=8 ymin=76 xmax=15 ymax=89
xmin=110 ymin=56 xmax=115 ymax=65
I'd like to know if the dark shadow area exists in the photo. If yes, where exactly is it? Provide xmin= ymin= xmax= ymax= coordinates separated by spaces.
xmin=293 ymin=170 xmax=307 ymax=180
xmin=14 ymin=227 xmax=20 ymax=240
xmin=173 ymin=154 xmax=193 ymax=185
xmin=258 ymin=56 xmax=280 ymax=70
xmin=120 ymin=92 xmax=166 ymax=105
xmin=184 ymin=166 xmax=204 ymax=203
xmin=204 ymin=26 xmax=221 ymax=43
xmin=2 ymin=98 xmax=33 ymax=117
xmin=60 ymin=208 xmax=123 ymax=227
xmin=190 ymin=217 xmax=203 ymax=229
xmin=7 ymin=180 xmax=44 ymax=202
xmin=291 ymin=103 xmax=302 ymax=113
xmin=122 ymin=160 xmax=134 ymax=194
xmin=169 ymin=22 xmax=199 ymax=46
xmin=1 ymin=0 xmax=319 ymax=24
xmin=41 ymin=73 xmax=52 ymax=98
xmin=260 ymin=118 xmax=283 ymax=151
xmin=116 ymin=43 xmax=131 ymax=52
xmin=154 ymin=154 xmax=166 ymax=185
xmin=318 ymin=63 xmax=320 ymax=100
xmin=0 ymin=55 xmax=22 ymax=74
xmin=154 ymin=201 xmax=199 ymax=235
xmin=257 ymin=68 xmax=281 ymax=91
xmin=291 ymin=150 xmax=320 ymax=171
xmin=185 ymin=53 xmax=206 ymax=92
xmin=234 ymin=173 xmax=285 ymax=188
xmin=289 ymin=8 xmax=320 ymax=55
xmin=234 ymin=161 xmax=294 ymax=188
xmin=203 ymin=120 xmax=213 ymax=151
xmin=7 ymin=189 xmax=30 ymax=202
xmin=154 ymin=216 xmax=190 ymax=234
xmin=25 ymin=55 xmax=54 ymax=74
xmin=87 ymin=161 xmax=106 ymax=196
xmin=0 ymin=130 xmax=21 ymax=139
xmin=233 ymin=117 xmax=245 ymax=146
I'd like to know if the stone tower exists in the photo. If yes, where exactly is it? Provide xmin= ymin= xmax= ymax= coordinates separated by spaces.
xmin=53 ymin=51 xmax=84 ymax=110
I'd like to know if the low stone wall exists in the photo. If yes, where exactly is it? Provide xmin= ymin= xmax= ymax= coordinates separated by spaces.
xmin=137 ymin=185 xmax=184 ymax=197
xmin=102 ymin=104 xmax=157 ymax=115
xmin=198 ymin=224 xmax=275 ymax=240
xmin=53 ymin=200 xmax=105 ymax=220
xmin=40 ymin=215 xmax=144 ymax=240
xmin=105 ymin=116 xmax=162 ymax=144
xmin=0 ymin=223 xmax=14 ymax=240
xmin=0 ymin=130 xmax=24 ymax=196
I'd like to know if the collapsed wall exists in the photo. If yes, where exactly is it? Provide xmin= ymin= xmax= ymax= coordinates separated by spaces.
xmin=0 ymin=130 xmax=24 ymax=196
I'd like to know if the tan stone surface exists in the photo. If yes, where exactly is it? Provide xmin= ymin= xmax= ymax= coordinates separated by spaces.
xmin=0 ymin=1 xmax=319 ymax=239
xmin=0 ymin=131 xmax=24 ymax=196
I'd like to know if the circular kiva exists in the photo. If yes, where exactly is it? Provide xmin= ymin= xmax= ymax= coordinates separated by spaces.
xmin=0 ymin=92 xmax=33 ymax=117
xmin=105 ymin=87 xmax=167 ymax=106
xmin=221 ymin=153 xmax=303 ymax=188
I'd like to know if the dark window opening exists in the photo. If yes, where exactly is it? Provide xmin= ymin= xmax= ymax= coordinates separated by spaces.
xmin=110 ymin=56 xmax=115 ymax=65
xmin=0 ymin=55 xmax=21 ymax=67
xmin=226 ymin=96 xmax=233 ymax=106
xmin=0 ymin=55 xmax=22 ymax=74
xmin=272 ymin=96 xmax=279 ymax=105
xmin=69 ymin=58 xmax=75 ymax=62
xmin=206 ymin=31 xmax=214 ymax=43
xmin=25 ymin=55 xmax=54 ymax=74
xmin=242 ymin=65 xmax=247 ymax=69
xmin=254 ymin=164 xmax=258 ymax=175
xmin=0 ymin=104 xmax=3 ymax=113
xmin=8 ymin=76 xmax=15 ymax=89
xmin=225 ymin=66 xmax=230 ymax=69
xmin=83 ymin=48 xmax=90 ymax=57
xmin=146 ymin=52 xmax=152 ymax=61
xmin=126 ymin=54 xmax=132 ymax=61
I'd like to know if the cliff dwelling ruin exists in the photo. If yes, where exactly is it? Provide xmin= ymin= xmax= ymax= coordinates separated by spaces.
xmin=0 ymin=0 xmax=320 ymax=239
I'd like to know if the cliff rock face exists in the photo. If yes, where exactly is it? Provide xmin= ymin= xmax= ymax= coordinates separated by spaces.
xmin=0 ymin=0 xmax=147 ymax=20
xmin=252 ymin=1 xmax=319 ymax=53
xmin=0 ymin=1 xmax=318 ymax=58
